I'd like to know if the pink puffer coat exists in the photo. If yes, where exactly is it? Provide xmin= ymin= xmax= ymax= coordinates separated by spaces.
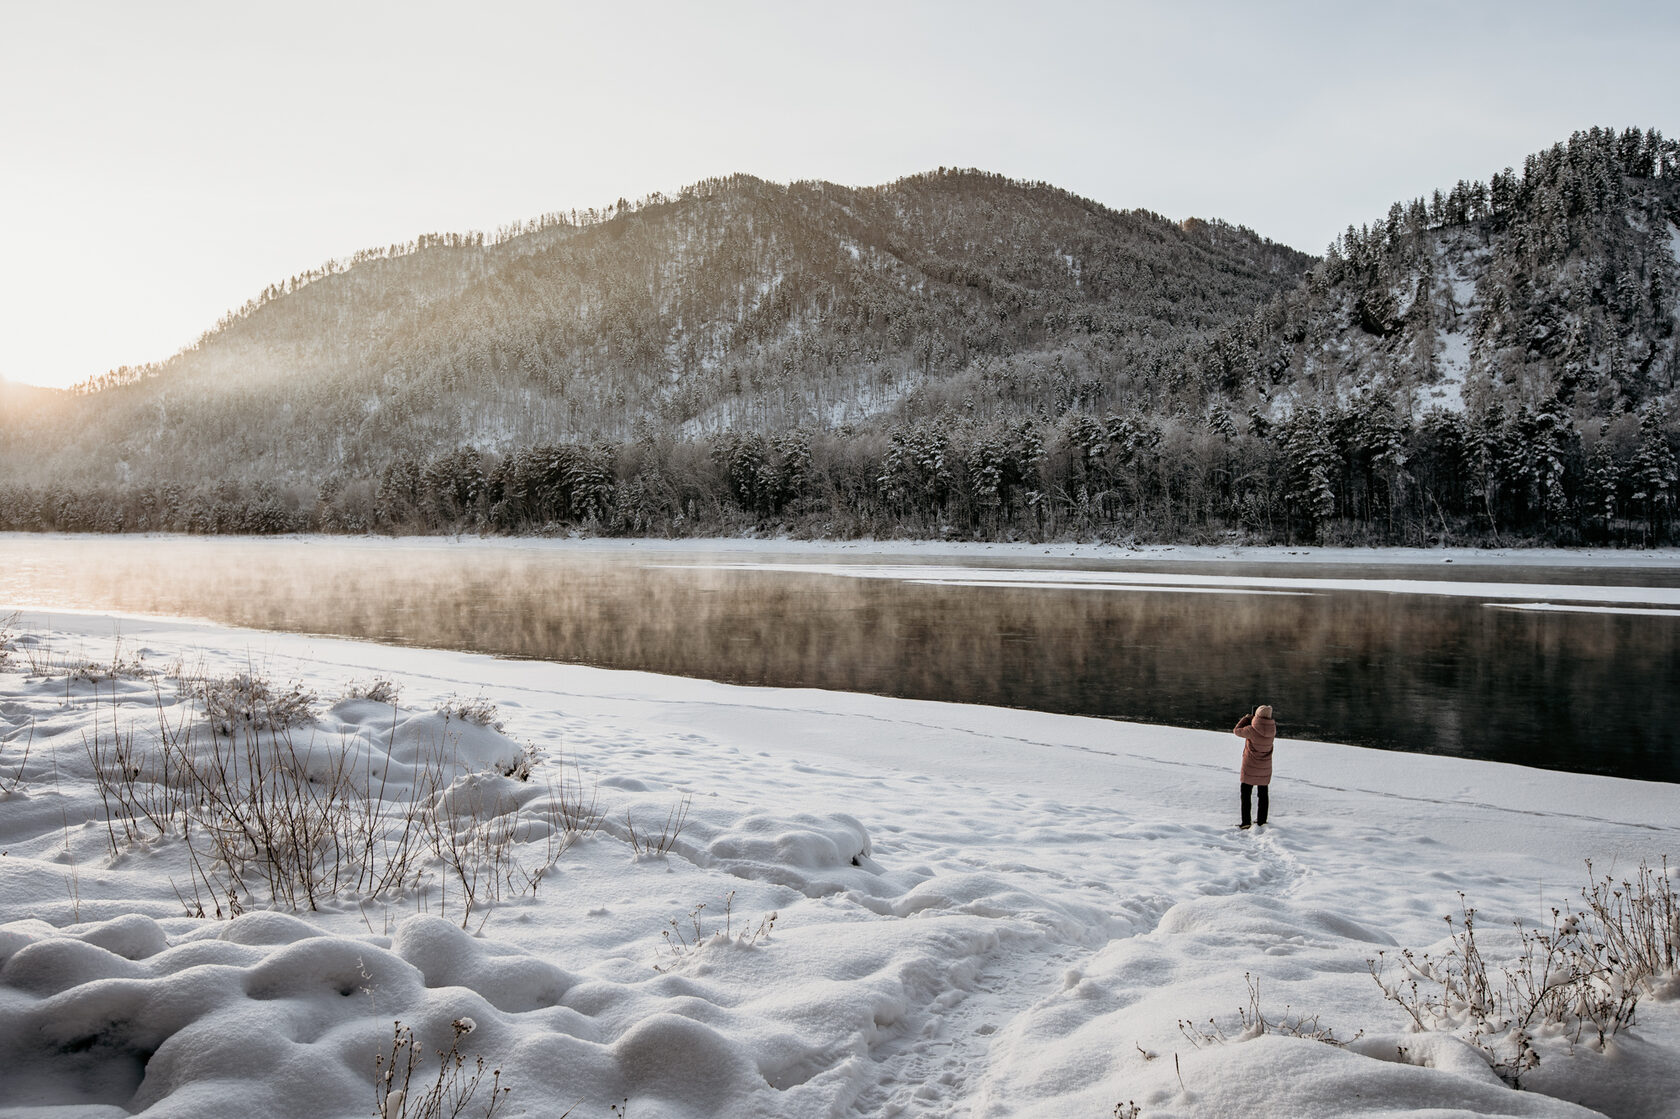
xmin=1235 ymin=711 xmax=1277 ymax=786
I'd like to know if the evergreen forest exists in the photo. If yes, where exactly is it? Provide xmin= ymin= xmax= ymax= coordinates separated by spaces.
xmin=2 ymin=127 xmax=1677 ymax=546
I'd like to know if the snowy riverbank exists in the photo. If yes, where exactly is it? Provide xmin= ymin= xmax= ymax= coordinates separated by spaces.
xmin=2 ymin=607 xmax=1677 ymax=1117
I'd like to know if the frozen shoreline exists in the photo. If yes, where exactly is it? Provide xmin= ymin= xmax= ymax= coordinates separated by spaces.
xmin=8 ymin=529 xmax=1680 ymax=569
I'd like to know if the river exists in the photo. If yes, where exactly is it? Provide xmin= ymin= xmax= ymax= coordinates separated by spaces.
xmin=3 ymin=534 xmax=1678 ymax=782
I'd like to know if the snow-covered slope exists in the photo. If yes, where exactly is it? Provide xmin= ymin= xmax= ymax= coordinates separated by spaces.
xmin=1208 ymin=128 xmax=1680 ymax=427
xmin=2 ymin=609 xmax=1677 ymax=1118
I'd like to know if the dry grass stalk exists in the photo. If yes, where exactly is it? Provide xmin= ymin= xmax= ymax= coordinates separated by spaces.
xmin=374 ymin=1017 xmax=514 ymax=1119
xmin=1177 ymin=972 xmax=1353 ymax=1050
xmin=625 ymin=794 xmax=691 ymax=858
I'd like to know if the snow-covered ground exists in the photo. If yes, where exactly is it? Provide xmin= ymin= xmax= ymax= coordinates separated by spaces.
xmin=2 ymin=601 xmax=1678 ymax=1118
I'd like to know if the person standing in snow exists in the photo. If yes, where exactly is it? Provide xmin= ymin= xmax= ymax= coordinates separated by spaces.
xmin=1234 ymin=704 xmax=1276 ymax=829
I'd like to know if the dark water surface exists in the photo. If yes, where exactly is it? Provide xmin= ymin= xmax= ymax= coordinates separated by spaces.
xmin=4 ymin=534 xmax=1679 ymax=782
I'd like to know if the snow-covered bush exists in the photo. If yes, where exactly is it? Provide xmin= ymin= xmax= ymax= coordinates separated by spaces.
xmin=437 ymin=694 xmax=503 ymax=732
xmin=495 ymin=744 xmax=536 ymax=782
xmin=1370 ymin=861 xmax=1679 ymax=1087
xmin=194 ymin=671 xmax=317 ymax=735
xmin=344 ymin=676 xmax=402 ymax=704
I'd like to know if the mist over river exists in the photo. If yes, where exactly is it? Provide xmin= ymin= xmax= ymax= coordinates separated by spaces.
xmin=4 ymin=534 xmax=1678 ymax=782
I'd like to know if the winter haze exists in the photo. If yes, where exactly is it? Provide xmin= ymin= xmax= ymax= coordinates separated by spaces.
xmin=4 ymin=4 xmax=1680 ymax=1119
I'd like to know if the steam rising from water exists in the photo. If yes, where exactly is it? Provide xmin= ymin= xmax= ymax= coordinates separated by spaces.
xmin=4 ymin=536 xmax=1678 ymax=781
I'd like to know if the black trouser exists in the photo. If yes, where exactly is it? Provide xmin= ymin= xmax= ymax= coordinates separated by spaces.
xmin=1241 ymin=783 xmax=1269 ymax=826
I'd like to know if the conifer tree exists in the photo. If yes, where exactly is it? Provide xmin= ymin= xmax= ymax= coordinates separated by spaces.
xmin=1585 ymin=422 xmax=1619 ymax=534
xmin=1283 ymin=406 xmax=1338 ymax=541
xmin=1630 ymin=407 xmax=1677 ymax=541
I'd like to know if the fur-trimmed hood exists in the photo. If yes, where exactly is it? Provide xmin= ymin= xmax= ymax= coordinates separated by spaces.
xmin=1236 ymin=710 xmax=1277 ymax=785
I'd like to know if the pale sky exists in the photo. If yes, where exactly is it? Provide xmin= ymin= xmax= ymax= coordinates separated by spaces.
xmin=3 ymin=0 xmax=1676 ymax=390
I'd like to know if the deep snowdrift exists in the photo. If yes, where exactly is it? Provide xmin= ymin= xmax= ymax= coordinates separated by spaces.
xmin=1 ymin=607 xmax=1676 ymax=1118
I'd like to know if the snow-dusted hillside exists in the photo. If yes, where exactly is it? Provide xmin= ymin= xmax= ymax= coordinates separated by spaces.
xmin=0 ymin=171 xmax=1308 ymax=491
xmin=6 ymin=132 xmax=1678 ymax=546
xmin=1206 ymin=127 xmax=1680 ymax=426
xmin=2 ymin=605 xmax=1677 ymax=1118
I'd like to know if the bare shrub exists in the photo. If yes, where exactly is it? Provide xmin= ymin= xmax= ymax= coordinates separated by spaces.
xmin=374 ymin=1017 xmax=513 ymax=1119
xmin=345 ymin=677 xmax=403 ymax=705
xmin=1369 ymin=862 xmax=1678 ymax=1086
xmin=0 ymin=617 xmax=34 ymax=793
xmin=1582 ymin=857 xmax=1679 ymax=989
xmin=658 ymin=889 xmax=778 ymax=966
xmin=423 ymin=780 xmax=524 ymax=928
xmin=18 ymin=631 xmax=57 ymax=676
xmin=524 ymin=765 xmax=602 ymax=896
xmin=64 ymin=635 xmax=151 ymax=683
xmin=181 ymin=731 xmax=435 ymax=917
xmin=85 ymin=677 xmax=433 ymax=916
xmin=508 ymin=763 xmax=603 ymax=900
xmin=626 ymin=794 xmax=691 ymax=858
xmin=1178 ymin=973 xmax=1354 ymax=1049
xmin=424 ymin=764 xmax=605 ymax=927
xmin=81 ymin=670 xmax=598 ymax=928
xmin=193 ymin=671 xmax=317 ymax=735
xmin=83 ymin=684 xmax=190 ymax=853
xmin=437 ymin=695 xmax=502 ymax=732
xmin=552 ymin=762 xmax=603 ymax=838
xmin=182 ymin=721 xmax=367 ymax=911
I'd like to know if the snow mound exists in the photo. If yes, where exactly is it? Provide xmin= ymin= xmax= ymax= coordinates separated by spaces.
xmin=1156 ymin=1035 xmax=1598 ymax=1117
xmin=702 ymin=810 xmax=876 ymax=893
xmin=0 ymin=912 xmax=735 ymax=1117
xmin=320 ymin=699 xmax=526 ymax=784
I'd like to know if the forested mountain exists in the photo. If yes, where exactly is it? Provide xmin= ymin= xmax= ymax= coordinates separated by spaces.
xmin=2 ymin=171 xmax=1304 ymax=481
xmin=3 ymin=131 xmax=1678 ymax=545
xmin=1182 ymin=125 xmax=1680 ymax=544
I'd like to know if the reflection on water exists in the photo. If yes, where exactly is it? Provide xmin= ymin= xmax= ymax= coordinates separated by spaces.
xmin=4 ymin=535 xmax=1678 ymax=783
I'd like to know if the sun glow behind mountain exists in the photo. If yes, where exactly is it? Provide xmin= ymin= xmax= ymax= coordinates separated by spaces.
xmin=4 ymin=1 xmax=1674 ymax=390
